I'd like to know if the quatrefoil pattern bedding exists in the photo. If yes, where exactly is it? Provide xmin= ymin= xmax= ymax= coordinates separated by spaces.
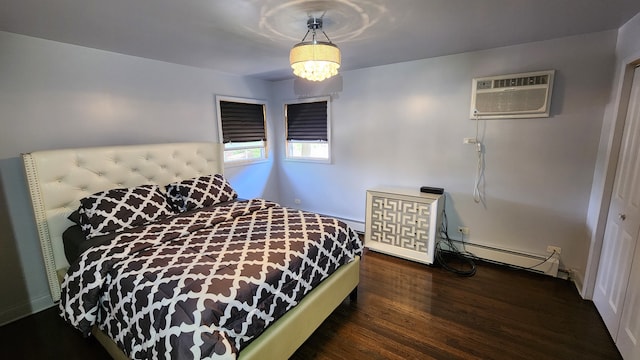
xmin=74 ymin=174 xmax=236 ymax=240
xmin=60 ymin=199 xmax=363 ymax=359
xmin=165 ymin=174 xmax=238 ymax=212
xmin=77 ymin=184 xmax=173 ymax=238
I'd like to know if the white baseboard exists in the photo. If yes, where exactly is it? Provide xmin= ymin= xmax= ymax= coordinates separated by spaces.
xmin=334 ymin=217 xmax=365 ymax=233
xmin=569 ymin=268 xmax=585 ymax=297
xmin=298 ymin=212 xmax=560 ymax=278
xmin=0 ymin=294 xmax=54 ymax=327
xmin=335 ymin=216 xmax=560 ymax=277
xmin=444 ymin=238 xmax=560 ymax=277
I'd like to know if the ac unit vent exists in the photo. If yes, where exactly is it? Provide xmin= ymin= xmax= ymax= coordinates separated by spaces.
xmin=470 ymin=70 xmax=555 ymax=119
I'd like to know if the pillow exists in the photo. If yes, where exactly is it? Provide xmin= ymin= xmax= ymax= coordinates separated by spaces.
xmin=77 ymin=184 xmax=173 ymax=238
xmin=165 ymin=174 xmax=237 ymax=212
xmin=67 ymin=209 xmax=81 ymax=225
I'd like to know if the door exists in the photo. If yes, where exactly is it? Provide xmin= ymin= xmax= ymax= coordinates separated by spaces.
xmin=593 ymin=66 xmax=640 ymax=357
xmin=617 ymin=238 xmax=640 ymax=359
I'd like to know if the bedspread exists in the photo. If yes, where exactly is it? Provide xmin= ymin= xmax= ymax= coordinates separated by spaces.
xmin=59 ymin=199 xmax=362 ymax=359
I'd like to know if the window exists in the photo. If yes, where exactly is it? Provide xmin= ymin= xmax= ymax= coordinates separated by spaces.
xmin=285 ymin=97 xmax=330 ymax=162
xmin=216 ymin=96 xmax=267 ymax=164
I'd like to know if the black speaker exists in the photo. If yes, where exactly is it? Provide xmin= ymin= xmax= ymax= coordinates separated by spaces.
xmin=420 ymin=186 xmax=444 ymax=195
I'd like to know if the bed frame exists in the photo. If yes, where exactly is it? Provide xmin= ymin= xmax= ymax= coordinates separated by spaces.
xmin=22 ymin=142 xmax=359 ymax=359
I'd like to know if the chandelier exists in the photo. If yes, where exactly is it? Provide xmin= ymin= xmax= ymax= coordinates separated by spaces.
xmin=289 ymin=17 xmax=341 ymax=81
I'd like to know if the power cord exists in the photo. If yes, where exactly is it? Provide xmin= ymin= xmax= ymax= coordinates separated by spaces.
xmin=504 ymin=250 xmax=558 ymax=272
xmin=436 ymin=195 xmax=477 ymax=276
xmin=472 ymin=110 xmax=485 ymax=204
xmin=437 ymin=192 xmax=559 ymax=275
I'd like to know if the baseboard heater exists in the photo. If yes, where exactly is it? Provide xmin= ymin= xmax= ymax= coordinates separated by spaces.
xmin=315 ymin=214 xmax=560 ymax=277
xmin=447 ymin=239 xmax=559 ymax=277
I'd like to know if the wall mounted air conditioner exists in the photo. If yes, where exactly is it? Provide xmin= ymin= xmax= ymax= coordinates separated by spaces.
xmin=470 ymin=70 xmax=555 ymax=119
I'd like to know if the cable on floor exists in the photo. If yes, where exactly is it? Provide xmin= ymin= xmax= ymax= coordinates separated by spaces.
xmin=504 ymin=250 xmax=558 ymax=272
xmin=436 ymin=195 xmax=559 ymax=276
xmin=436 ymin=195 xmax=477 ymax=277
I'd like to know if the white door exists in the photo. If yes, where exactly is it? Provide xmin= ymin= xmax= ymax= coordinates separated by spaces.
xmin=617 ymin=237 xmax=640 ymax=360
xmin=593 ymin=66 xmax=640 ymax=358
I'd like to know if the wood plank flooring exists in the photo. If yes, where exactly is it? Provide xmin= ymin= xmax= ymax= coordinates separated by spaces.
xmin=0 ymin=250 xmax=620 ymax=359
xmin=293 ymin=250 xmax=621 ymax=359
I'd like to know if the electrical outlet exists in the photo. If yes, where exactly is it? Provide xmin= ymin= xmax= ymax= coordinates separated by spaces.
xmin=457 ymin=226 xmax=470 ymax=235
xmin=547 ymin=245 xmax=562 ymax=255
xmin=294 ymin=199 xmax=301 ymax=205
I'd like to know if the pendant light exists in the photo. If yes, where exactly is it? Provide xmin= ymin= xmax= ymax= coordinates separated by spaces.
xmin=289 ymin=17 xmax=341 ymax=81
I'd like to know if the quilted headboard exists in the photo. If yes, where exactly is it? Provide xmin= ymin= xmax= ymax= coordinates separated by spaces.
xmin=22 ymin=142 xmax=224 ymax=301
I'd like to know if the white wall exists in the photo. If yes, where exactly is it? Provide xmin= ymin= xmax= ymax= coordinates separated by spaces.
xmin=270 ymin=31 xmax=617 ymax=283
xmin=0 ymin=27 xmax=624 ymax=324
xmin=584 ymin=12 xmax=640 ymax=298
xmin=0 ymin=31 xmax=279 ymax=324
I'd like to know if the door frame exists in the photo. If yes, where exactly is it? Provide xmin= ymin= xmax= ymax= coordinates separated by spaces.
xmin=583 ymin=54 xmax=640 ymax=299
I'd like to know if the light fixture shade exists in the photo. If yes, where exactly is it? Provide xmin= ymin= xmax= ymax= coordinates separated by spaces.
xmin=290 ymin=42 xmax=341 ymax=81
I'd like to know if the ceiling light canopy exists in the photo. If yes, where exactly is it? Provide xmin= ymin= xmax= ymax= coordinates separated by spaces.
xmin=290 ymin=17 xmax=341 ymax=82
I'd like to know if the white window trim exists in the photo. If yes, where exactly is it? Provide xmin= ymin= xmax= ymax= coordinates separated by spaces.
xmin=284 ymin=96 xmax=332 ymax=164
xmin=222 ymin=140 xmax=268 ymax=168
xmin=216 ymin=95 xmax=268 ymax=165
xmin=224 ymin=156 xmax=268 ymax=168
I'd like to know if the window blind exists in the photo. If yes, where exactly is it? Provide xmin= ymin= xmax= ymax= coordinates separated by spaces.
xmin=219 ymin=101 xmax=266 ymax=143
xmin=286 ymin=101 xmax=328 ymax=141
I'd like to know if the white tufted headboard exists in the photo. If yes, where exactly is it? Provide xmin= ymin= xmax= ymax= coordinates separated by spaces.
xmin=22 ymin=142 xmax=224 ymax=302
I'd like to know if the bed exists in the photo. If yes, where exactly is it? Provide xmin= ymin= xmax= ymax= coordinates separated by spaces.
xmin=22 ymin=142 xmax=362 ymax=359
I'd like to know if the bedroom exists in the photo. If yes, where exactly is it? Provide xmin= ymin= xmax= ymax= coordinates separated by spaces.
xmin=1 ymin=0 xmax=640 ymax=358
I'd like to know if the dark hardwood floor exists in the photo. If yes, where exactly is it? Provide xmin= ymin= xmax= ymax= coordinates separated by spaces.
xmin=292 ymin=251 xmax=620 ymax=359
xmin=0 ymin=250 xmax=620 ymax=360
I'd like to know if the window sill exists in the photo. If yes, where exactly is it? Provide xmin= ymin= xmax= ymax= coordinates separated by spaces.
xmin=284 ymin=157 xmax=331 ymax=164
xmin=224 ymin=158 xmax=269 ymax=168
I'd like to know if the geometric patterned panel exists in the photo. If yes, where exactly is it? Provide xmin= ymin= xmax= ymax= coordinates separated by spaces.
xmin=369 ymin=195 xmax=431 ymax=252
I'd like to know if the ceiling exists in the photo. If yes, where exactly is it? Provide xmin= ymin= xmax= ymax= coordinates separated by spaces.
xmin=2 ymin=0 xmax=640 ymax=81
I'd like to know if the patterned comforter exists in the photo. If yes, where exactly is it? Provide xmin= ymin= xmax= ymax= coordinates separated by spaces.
xmin=59 ymin=199 xmax=363 ymax=359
